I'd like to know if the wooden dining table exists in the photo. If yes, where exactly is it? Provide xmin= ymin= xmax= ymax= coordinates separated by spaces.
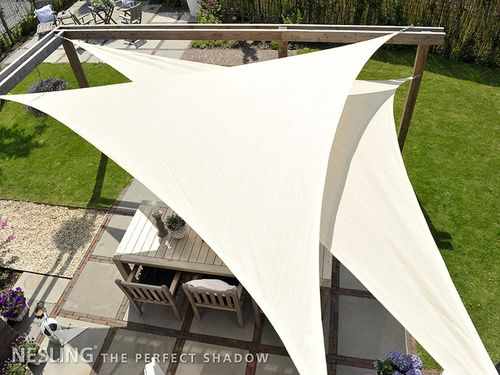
xmin=113 ymin=200 xmax=333 ymax=319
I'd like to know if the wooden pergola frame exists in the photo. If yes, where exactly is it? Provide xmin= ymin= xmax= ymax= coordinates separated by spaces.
xmin=0 ymin=24 xmax=445 ymax=150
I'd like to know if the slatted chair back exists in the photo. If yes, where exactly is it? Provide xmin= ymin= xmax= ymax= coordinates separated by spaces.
xmin=123 ymin=2 xmax=142 ymax=24
xmin=115 ymin=270 xmax=182 ymax=321
xmin=182 ymin=281 xmax=244 ymax=327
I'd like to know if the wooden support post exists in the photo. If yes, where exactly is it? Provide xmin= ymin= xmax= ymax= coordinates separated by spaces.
xmin=62 ymin=39 xmax=89 ymax=88
xmin=277 ymin=40 xmax=288 ymax=58
xmin=398 ymin=44 xmax=429 ymax=151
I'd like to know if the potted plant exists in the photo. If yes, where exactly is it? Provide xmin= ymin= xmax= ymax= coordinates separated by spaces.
xmin=0 ymin=288 xmax=28 ymax=322
xmin=0 ymin=361 xmax=32 ymax=375
xmin=17 ymin=337 xmax=44 ymax=367
xmin=166 ymin=214 xmax=187 ymax=239
xmin=91 ymin=0 xmax=114 ymax=11
xmin=374 ymin=352 xmax=423 ymax=375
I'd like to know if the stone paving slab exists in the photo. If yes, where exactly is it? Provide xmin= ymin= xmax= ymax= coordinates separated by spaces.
xmin=255 ymin=354 xmax=298 ymax=375
xmin=33 ymin=317 xmax=109 ymax=375
xmin=338 ymin=295 xmax=406 ymax=360
xmin=176 ymin=340 xmax=248 ymax=375
xmin=14 ymin=273 xmax=70 ymax=304
xmin=99 ymin=328 xmax=176 ymax=375
xmin=154 ymin=49 xmax=186 ymax=59
xmin=63 ymin=261 xmax=123 ymax=318
xmin=189 ymin=294 xmax=256 ymax=341
xmin=92 ymin=213 xmax=132 ymax=257
xmin=340 ymin=264 xmax=368 ymax=291
xmin=115 ymin=179 xmax=161 ymax=212
xmin=124 ymin=299 xmax=186 ymax=330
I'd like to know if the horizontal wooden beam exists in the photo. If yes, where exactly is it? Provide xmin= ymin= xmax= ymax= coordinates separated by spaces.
xmin=0 ymin=31 xmax=64 ymax=95
xmin=0 ymin=30 xmax=59 ymax=82
xmin=58 ymin=24 xmax=445 ymax=45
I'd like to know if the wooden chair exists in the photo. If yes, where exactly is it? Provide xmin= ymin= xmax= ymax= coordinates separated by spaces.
xmin=34 ymin=0 xmax=57 ymax=38
xmin=120 ymin=2 xmax=142 ymax=24
xmin=115 ymin=265 xmax=182 ymax=321
xmin=182 ymin=278 xmax=245 ymax=327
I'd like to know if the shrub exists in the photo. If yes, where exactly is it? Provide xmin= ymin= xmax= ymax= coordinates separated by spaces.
xmin=25 ymin=78 xmax=69 ymax=116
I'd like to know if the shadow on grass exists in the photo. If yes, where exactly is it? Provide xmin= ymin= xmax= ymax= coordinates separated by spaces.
xmin=85 ymin=152 xmax=121 ymax=209
xmin=372 ymin=48 xmax=500 ymax=87
xmin=418 ymin=200 xmax=453 ymax=251
xmin=0 ymin=123 xmax=47 ymax=159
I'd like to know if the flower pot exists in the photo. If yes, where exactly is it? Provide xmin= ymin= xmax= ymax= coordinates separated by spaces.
xmin=186 ymin=0 xmax=200 ymax=16
xmin=171 ymin=226 xmax=187 ymax=239
xmin=9 ymin=304 xmax=29 ymax=322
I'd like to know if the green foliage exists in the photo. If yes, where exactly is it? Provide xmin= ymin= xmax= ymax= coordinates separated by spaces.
xmin=191 ymin=39 xmax=239 ymax=49
xmin=193 ymin=0 xmax=238 ymax=49
xmin=5 ymin=362 xmax=26 ymax=375
xmin=213 ymin=0 xmax=499 ymax=66
xmin=91 ymin=0 xmax=114 ymax=11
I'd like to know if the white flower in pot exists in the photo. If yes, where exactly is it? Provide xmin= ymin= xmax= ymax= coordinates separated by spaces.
xmin=166 ymin=214 xmax=187 ymax=239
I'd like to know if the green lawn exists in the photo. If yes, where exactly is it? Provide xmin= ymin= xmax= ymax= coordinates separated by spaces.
xmin=0 ymin=51 xmax=498 ymax=369
xmin=0 ymin=63 xmax=131 ymax=208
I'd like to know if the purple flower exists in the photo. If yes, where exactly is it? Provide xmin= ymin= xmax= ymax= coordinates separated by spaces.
xmin=410 ymin=354 xmax=423 ymax=370
xmin=0 ymin=288 xmax=26 ymax=319
xmin=386 ymin=352 xmax=412 ymax=372
xmin=407 ymin=370 xmax=422 ymax=375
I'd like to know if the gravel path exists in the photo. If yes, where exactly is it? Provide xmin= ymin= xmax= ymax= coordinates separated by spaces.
xmin=0 ymin=200 xmax=106 ymax=278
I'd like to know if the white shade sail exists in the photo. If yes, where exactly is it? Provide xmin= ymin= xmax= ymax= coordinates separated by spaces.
xmin=1 ymin=34 xmax=495 ymax=374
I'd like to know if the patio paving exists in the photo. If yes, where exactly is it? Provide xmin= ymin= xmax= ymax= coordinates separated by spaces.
xmin=33 ymin=317 xmax=109 ymax=375
xmin=176 ymin=341 xmax=248 ymax=375
xmin=14 ymin=272 xmax=69 ymax=304
xmin=99 ymin=329 xmax=176 ymax=375
xmin=338 ymin=295 xmax=406 ymax=360
xmin=63 ymin=261 xmax=123 ymax=318
xmin=255 ymin=355 xmax=298 ymax=375
xmin=92 ymin=213 xmax=132 ymax=258
xmin=1 ymin=2 xmax=195 ymax=67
